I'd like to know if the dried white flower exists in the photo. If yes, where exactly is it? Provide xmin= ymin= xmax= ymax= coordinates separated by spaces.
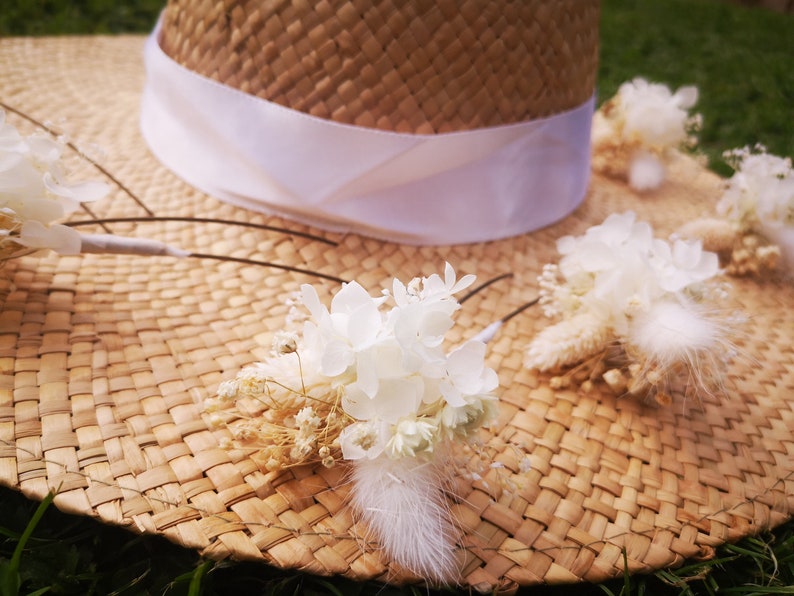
xmin=525 ymin=312 xmax=611 ymax=371
xmin=0 ymin=110 xmax=108 ymax=257
xmin=209 ymin=263 xmax=499 ymax=465
xmin=719 ymin=146 xmax=794 ymax=229
xmin=272 ymin=331 xmax=298 ymax=355
xmin=716 ymin=146 xmax=794 ymax=273
xmin=526 ymin=212 xmax=734 ymax=404
xmin=592 ymin=78 xmax=701 ymax=191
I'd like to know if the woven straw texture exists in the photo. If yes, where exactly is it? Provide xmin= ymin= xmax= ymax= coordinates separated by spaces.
xmin=158 ymin=0 xmax=599 ymax=133
xmin=1 ymin=35 xmax=794 ymax=594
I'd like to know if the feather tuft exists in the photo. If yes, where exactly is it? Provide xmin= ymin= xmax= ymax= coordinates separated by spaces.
xmin=629 ymin=300 xmax=717 ymax=367
xmin=350 ymin=454 xmax=459 ymax=584
xmin=628 ymin=151 xmax=665 ymax=191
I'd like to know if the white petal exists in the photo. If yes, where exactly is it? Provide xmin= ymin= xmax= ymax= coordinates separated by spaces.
xmin=371 ymin=378 xmax=424 ymax=423
xmin=674 ymin=85 xmax=699 ymax=109
xmin=16 ymin=197 xmax=65 ymax=224
xmin=341 ymin=387 xmax=377 ymax=421
xmin=347 ymin=299 xmax=381 ymax=348
xmin=300 ymin=284 xmax=325 ymax=321
xmin=46 ymin=179 xmax=109 ymax=203
xmin=439 ymin=380 xmax=466 ymax=407
xmin=320 ymin=339 xmax=354 ymax=377
xmin=446 ymin=341 xmax=486 ymax=384
xmin=18 ymin=221 xmax=81 ymax=255
xmin=331 ymin=281 xmax=373 ymax=315
xmin=354 ymin=348 xmax=379 ymax=398
xmin=443 ymin=261 xmax=456 ymax=288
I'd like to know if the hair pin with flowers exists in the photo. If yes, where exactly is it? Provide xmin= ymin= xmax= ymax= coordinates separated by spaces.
xmin=203 ymin=263 xmax=531 ymax=583
xmin=524 ymin=211 xmax=740 ymax=407
xmin=592 ymin=77 xmax=702 ymax=192
xmin=677 ymin=145 xmax=794 ymax=279
xmin=0 ymin=104 xmax=345 ymax=283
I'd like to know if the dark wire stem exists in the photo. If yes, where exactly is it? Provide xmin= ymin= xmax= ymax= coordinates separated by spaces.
xmin=500 ymin=297 xmax=540 ymax=324
xmin=76 ymin=205 xmax=114 ymax=234
xmin=66 ymin=217 xmax=337 ymax=246
xmin=459 ymin=272 xmax=513 ymax=304
xmin=0 ymin=101 xmax=156 ymax=218
xmin=190 ymin=253 xmax=347 ymax=285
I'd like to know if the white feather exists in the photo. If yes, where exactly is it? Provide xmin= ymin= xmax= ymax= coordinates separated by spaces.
xmin=629 ymin=151 xmax=665 ymax=191
xmin=350 ymin=454 xmax=459 ymax=583
xmin=630 ymin=300 xmax=717 ymax=367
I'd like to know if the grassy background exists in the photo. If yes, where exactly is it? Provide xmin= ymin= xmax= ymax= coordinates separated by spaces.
xmin=597 ymin=0 xmax=794 ymax=176
xmin=1 ymin=0 xmax=793 ymax=594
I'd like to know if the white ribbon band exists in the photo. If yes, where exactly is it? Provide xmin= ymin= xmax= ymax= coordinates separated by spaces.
xmin=140 ymin=24 xmax=594 ymax=245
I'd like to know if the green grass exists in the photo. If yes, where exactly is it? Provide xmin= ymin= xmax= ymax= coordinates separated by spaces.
xmin=598 ymin=0 xmax=794 ymax=176
xmin=2 ymin=486 xmax=794 ymax=596
xmin=1 ymin=0 xmax=794 ymax=595
xmin=0 ymin=0 xmax=163 ymax=36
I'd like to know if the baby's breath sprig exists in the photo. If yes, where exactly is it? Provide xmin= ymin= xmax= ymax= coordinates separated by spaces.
xmin=207 ymin=350 xmax=351 ymax=470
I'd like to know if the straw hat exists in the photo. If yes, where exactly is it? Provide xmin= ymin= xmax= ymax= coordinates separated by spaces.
xmin=1 ymin=1 xmax=793 ymax=593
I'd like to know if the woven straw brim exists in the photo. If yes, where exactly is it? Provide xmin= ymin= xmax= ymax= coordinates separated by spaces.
xmin=159 ymin=0 xmax=599 ymax=133
xmin=1 ymin=35 xmax=794 ymax=593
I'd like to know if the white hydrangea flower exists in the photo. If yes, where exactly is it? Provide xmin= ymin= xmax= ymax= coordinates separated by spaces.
xmin=718 ymin=146 xmax=794 ymax=228
xmin=0 ymin=110 xmax=108 ymax=256
xmin=304 ymin=263 xmax=496 ymax=460
xmin=716 ymin=146 xmax=794 ymax=272
xmin=592 ymin=78 xmax=700 ymax=191
xmin=618 ymin=78 xmax=698 ymax=148
xmin=439 ymin=341 xmax=499 ymax=408
xmin=215 ymin=264 xmax=498 ymax=463
xmin=651 ymin=237 xmax=720 ymax=293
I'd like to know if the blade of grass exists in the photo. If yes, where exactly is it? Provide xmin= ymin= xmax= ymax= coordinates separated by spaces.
xmin=0 ymin=492 xmax=55 ymax=596
xmin=187 ymin=560 xmax=212 ymax=596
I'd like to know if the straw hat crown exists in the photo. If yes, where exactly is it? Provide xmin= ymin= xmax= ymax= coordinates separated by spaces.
xmin=159 ymin=0 xmax=599 ymax=133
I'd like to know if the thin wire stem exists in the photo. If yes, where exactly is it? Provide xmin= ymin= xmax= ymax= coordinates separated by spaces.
xmin=77 ymin=205 xmax=114 ymax=234
xmin=66 ymin=217 xmax=337 ymax=245
xmin=459 ymin=272 xmax=513 ymax=304
xmin=190 ymin=252 xmax=347 ymax=284
xmin=500 ymin=297 xmax=540 ymax=323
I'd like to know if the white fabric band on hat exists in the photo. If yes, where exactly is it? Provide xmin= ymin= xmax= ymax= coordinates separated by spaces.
xmin=140 ymin=24 xmax=594 ymax=245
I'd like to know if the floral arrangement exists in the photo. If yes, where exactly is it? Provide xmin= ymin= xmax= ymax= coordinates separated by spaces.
xmin=525 ymin=212 xmax=735 ymax=406
xmin=0 ymin=109 xmax=109 ymax=258
xmin=0 ymin=108 xmax=193 ymax=261
xmin=678 ymin=145 xmax=793 ymax=277
xmin=592 ymin=78 xmax=701 ymax=191
xmin=205 ymin=263 xmax=505 ymax=582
